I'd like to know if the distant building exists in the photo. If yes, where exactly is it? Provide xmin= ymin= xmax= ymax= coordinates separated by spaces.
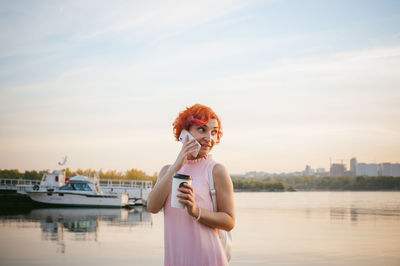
xmin=366 ymin=164 xmax=378 ymax=176
xmin=293 ymin=171 xmax=305 ymax=176
xmin=350 ymin=158 xmax=357 ymax=177
xmin=244 ymin=171 xmax=270 ymax=178
xmin=356 ymin=163 xmax=378 ymax=177
xmin=330 ymin=164 xmax=346 ymax=177
xmin=304 ymin=165 xmax=312 ymax=176
xmin=380 ymin=163 xmax=392 ymax=176
xmin=344 ymin=170 xmax=353 ymax=176
xmin=377 ymin=163 xmax=400 ymax=177
xmin=243 ymin=161 xmax=400 ymax=178
xmin=391 ymin=163 xmax=400 ymax=177
xmin=314 ymin=168 xmax=328 ymax=177
xmin=356 ymin=163 xmax=366 ymax=176
xmin=316 ymin=168 xmax=326 ymax=173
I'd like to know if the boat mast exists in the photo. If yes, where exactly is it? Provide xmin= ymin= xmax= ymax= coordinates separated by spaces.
xmin=58 ymin=156 xmax=68 ymax=178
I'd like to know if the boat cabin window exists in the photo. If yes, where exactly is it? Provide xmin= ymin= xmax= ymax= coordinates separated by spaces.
xmin=72 ymin=183 xmax=92 ymax=191
xmin=55 ymin=176 xmax=59 ymax=182
xmin=59 ymin=182 xmax=92 ymax=191
xmin=59 ymin=184 xmax=73 ymax=190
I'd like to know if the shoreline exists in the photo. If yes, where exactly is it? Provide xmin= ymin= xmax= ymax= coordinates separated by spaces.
xmin=234 ymin=189 xmax=400 ymax=192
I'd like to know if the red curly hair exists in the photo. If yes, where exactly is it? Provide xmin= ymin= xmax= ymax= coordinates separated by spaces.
xmin=173 ymin=104 xmax=223 ymax=143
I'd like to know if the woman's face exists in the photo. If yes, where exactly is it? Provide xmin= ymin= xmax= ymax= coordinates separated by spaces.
xmin=188 ymin=119 xmax=219 ymax=158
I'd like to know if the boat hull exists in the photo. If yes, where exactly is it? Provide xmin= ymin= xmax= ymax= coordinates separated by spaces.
xmin=27 ymin=191 xmax=128 ymax=207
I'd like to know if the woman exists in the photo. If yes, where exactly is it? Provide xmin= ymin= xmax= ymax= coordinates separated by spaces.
xmin=147 ymin=104 xmax=235 ymax=266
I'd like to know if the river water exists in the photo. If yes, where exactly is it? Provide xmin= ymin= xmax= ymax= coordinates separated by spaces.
xmin=0 ymin=192 xmax=399 ymax=265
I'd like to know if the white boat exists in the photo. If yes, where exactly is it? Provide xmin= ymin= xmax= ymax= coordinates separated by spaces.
xmin=27 ymin=175 xmax=129 ymax=207
xmin=23 ymin=169 xmax=151 ymax=205
xmin=30 ymin=170 xmax=66 ymax=192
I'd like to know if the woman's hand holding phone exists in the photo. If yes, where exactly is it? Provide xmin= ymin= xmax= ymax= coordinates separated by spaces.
xmin=170 ymin=135 xmax=200 ymax=174
xmin=179 ymin=130 xmax=201 ymax=157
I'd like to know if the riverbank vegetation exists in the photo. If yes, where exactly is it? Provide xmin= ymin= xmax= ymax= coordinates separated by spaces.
xmin=1 ymin=169 xmax=400 ymax=191
xmin=0 ymin=169 xmax=157 ymax=183
xmin=231 ymin=177 xmax=286 ymax=191
xmin=232 ymin=175 xmax=400 ymax=191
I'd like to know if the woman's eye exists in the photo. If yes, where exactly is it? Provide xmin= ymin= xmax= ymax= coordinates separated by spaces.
xmin=198 ymin=127 xmax=205 ymax=132
xmin=211 ymin=130 xmax=218 ymax=135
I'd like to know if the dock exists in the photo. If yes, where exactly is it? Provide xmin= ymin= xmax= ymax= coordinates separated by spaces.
xmin=0 ymin=178 xmax=152 ymax=205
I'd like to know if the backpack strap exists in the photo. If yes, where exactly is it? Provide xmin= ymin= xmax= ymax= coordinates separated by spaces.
xmin=209 ymin=161 xmax=217 ymax=211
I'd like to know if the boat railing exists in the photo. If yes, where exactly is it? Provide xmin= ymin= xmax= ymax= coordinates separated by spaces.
xmin=0 ymin=178 xmax=152 ymax=190
xmin=98 ymin=179 xmax=153 ymax=189
xmin=0 ymin=178 xmax=40 ymax=187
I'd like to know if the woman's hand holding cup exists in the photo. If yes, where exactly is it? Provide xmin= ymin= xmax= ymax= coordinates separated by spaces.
xmin=177 ymin=182 xmax=199 ymax=218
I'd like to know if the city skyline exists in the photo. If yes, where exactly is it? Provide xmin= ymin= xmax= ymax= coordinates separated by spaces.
xmin=245 ymin=157 xmax=400 ymax=177
xmin=1 ymin=1 xmax=399 ymax=175
xmin=4 ymin=155 xmax=399 ymax=177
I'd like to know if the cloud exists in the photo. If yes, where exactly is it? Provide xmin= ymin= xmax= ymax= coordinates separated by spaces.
xmin=1 ymin=1 xmax=399 ymax=173
xmin=0 ymin=0 xmax=260 ymax=57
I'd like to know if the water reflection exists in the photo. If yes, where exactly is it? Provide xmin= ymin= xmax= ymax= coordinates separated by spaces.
xmin=29 ymin=208 xmax=103 ymax=245
xmin=0 ymin=206 xmax=153 ymax=254
xmin=1 ymin=192 xmax=400 ymax=265
xmin=330 ymin=207 xmax=347 ymax=221
xmin=350 ymin=208 xmax=358 ymax=222
xmin=329 ymin=206 xmax=400 ymax=223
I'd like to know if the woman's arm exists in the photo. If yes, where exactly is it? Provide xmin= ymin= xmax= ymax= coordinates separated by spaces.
xmin=147 ymin=137 xmax=200 ymax=213
xmin=177 ymin=163 xmax=235 ymax=231
xmin=146 ymin=164 xmax=173 ymax=213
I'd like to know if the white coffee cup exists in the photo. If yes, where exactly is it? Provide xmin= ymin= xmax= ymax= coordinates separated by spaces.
xmin=171 ymin=174 xmax=192 ymax=208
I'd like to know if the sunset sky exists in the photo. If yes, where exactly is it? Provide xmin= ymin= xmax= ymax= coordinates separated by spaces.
xmin=1 ymin=0 xmax=399 ymax=175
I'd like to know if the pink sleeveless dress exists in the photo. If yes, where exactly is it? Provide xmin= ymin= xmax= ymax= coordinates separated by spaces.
xmin=163 ymin=155 xmax=228 ymax=266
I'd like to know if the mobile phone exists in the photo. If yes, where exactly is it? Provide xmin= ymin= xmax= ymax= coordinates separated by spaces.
xmin=179 ymin=130 xmax=201 ymax=157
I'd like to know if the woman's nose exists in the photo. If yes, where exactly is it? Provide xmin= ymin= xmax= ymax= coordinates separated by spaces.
xmin=204 ymin=131 xmax=211 ymax=142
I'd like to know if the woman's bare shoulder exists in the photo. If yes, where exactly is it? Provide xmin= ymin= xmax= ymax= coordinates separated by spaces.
xmin=212 ymin=163 xmax=232 ymax=184
xmin=213 ymin=163 xmax=228 ymax=176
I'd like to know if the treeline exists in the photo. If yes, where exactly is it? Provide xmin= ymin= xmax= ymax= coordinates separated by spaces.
xmin=2 ymin=169 xmax=400 ymax=191
xmin=232 ymin=176 xmax=400 ymax=191
xmin=0 ymin=169 xmax=47 ymax=180
xmin=0 ymin=169 xmax=158 ymax=184
xmin=65 ymin=168 xmax=157 ymax=182
xmin=231 ymin=177 xmax=287 ymax=191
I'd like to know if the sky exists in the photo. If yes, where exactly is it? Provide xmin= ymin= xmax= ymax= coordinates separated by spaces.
xmin=0 ymin=0 xmax=399 ymax=175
